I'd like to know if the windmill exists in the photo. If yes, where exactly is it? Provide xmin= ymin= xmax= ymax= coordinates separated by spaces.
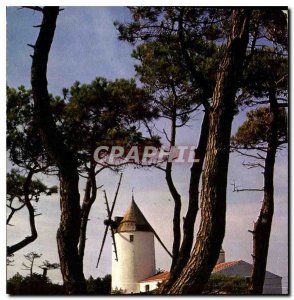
xmin=96 ymin=173 xmax=173 ymax=271
xmin=96 ymin=173 xmax=123 ymax=268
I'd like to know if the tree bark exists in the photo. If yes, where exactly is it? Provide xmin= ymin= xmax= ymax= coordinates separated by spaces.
xmin=7 ymin=170 xmax=38 ymax=256
xmin=163 ymin=9 xmax=250 ymax=294
xmin=249 ymin=86 xmax=278 ymax=294
xmin=30 ymin=7 xmax=85 ymax=294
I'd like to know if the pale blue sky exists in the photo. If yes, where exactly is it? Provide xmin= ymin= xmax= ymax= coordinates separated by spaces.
xmin=6 ymin=7 xmax=288 ymax=293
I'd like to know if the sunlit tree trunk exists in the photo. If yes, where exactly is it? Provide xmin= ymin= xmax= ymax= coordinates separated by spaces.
xmin=162 ymin=9 xmax=250 ymax=294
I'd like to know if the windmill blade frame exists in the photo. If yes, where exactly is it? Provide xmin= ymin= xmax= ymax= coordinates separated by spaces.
xmin=110 ymin=227 xmax=118 ymax=261
xmin=96 ymin=190 xmax=112 ymax=268
xmin=96 ymin=223 xmax=110 ymax=268
xmin=151 ymin=226 xmax=173 ymax=258
xmin=103 ymin=190 xmax=119 ymax=261
xmin=104 ymin=190 xmax=111 ymax=217
xmin=109 ymin=173 xmax=123 ymax=217
xmin=96 ymin=174 xmax=123 ymax=268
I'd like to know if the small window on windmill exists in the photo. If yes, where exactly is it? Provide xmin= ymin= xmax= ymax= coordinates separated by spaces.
xmin=145 ymin=284 xmax=150 ymax=292
xmin=130 ymin=235 xmax=134 ymax=242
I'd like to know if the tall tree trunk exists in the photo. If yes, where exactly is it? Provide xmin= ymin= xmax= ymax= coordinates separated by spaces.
xmin=162 ymin=110 xmax=209 ymax=291
xmin=249 ymin=86 xmax=278 ymax=294
xmin=30 ymin=6 xmax=85 ymax=294
xmin=163 ymin=9 xmax=250 ymax=294
xmin=78 ymin=164 xmax=97 ymax=259
xmin=166 ymin=107 xmax=181 ymax=269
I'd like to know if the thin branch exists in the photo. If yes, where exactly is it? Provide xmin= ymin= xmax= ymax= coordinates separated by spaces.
xmin=242 ymin=161 xmax=265 ymax=169
xmin=143 ymin=119 xmax=154 ymax=138
xmin=163 ymin=128 xmax=172 ymax=143
xmin=231 ymin=181 xmax=264 ymax=192
xmin=22 ymin=6 xmax=44 ymax=12
xmin=175 ymin=103 xmax=202 ymax=117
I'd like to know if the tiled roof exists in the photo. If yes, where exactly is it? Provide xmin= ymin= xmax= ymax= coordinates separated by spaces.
xmin=140 ymin=261 xmax=242 ymax=283
xmin=212 ymin=260 xmax=241 ymax=273
xmin=117 ymin=197 xmax=152 ymax=232
xmin=140 ymin=272 xmax=169 ymax=283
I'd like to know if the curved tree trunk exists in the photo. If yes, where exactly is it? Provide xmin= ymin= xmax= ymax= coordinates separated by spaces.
xmin=249 ymin=86 xmax=278 ymax=294
xmin=162 ymin=9 xmax=250 ymax=294
xmin=30 ymin=6 xmax=85 ymax=294
xmin=7 ymin=170 xmax=38 ymax=256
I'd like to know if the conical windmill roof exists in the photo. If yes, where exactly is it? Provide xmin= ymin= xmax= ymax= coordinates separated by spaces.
xmin=117 ymin=197 xmax=153 ymax=232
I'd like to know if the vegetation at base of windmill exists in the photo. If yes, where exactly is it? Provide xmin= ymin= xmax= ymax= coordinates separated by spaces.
xmin=111 ymin=287 xmax=127 ymax=294
xmin=8 ymin=254 xmax=62 ymax=295
xmin=7 ymin=272 xmax=65 ymax=295
xmin=7 ymin=272 xmax=111 ymax=295
xmin=203 ymin=274 xmax=250 ymax=295
xmin=86 ymin=275 xmax=111 ymax=294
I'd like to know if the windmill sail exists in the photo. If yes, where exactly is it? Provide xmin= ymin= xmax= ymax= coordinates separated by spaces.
xmin=96 ymin=173 xmax=123 ymax=268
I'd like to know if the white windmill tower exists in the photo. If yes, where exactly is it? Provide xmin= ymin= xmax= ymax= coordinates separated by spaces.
xmin=96 ymin=176 xmax=172 ymax=294
xmin=111 ymin=196 xmax=155 ymax=293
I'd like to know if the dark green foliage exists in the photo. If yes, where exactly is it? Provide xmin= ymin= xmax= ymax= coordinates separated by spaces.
xmin=203 ymin=274 xmax=250 ymax=294
xmin=7 ymin=273 xmax=111 ymax=295
xmin=7 ymin=272 xmax=23 ymax=294
xmin=7 ymin=80 xmax=160 ymax=173
xmin=48 ymin=77 xmax=160 ymax=169
xmin=231 ymin=107 xmax=287 ymax=148
xmin=240 ymin=49 xmax=288 ymax=104
xmin=7 ymin=273 xmax=65 ymax=295
xmin=7 ymin=86 xmax=52 ymax=171
xmin=7 ymin=169 xmax=57 ymax=203
xmin=86 ymin=274 xmax=111 ymax=295
xmin=117 ymin=7 xmax=228 ymax=102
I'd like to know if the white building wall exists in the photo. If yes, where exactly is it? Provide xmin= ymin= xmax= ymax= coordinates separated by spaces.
xmin=215 ymin=260 xmax=282 ymax=295
xmin=263 ymin=276 xmax=282 ymax=294
xmin=112 ymin=231 xmax=155 ymax=294
xmin=139 ymin=280 xmax=162 ymax=292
